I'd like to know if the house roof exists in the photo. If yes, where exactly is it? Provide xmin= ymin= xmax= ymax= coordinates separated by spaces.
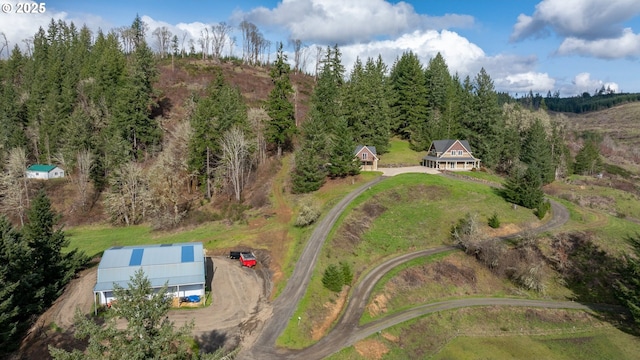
xmin=430 ymin=140 xmax=473 ymax=154
xmin=27 ymin=164 xmax=59 ymax=172
xmin=422 ymin=155 xmax=479 ymax=162
xmin=354 ymin=145 xmax=378 ymax=158
xmin=94 ymin=242 xmax=205 ymax=292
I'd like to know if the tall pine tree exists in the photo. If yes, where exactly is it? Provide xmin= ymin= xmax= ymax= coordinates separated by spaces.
xmin=389 ymin=51 xmax=428 ymax=144
xmin=266 ymin=42 xmax=296 ymax=157
xmin=521 ymin=118 xmax=554 ymax=184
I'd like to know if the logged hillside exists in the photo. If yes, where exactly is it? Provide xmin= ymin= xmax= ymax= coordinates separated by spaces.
xmin=560 ymin=102 xmax=640 ymax=171
xmin=156 ymin=59 xmax=315 ymax=125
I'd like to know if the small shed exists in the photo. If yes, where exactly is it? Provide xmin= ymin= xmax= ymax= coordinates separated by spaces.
xmin=26 ymin=164 xmax=65 ymax=179
xmin=354 ymin=145 xmax=379 ymax=171
xmin=94 ymin=242 xmax=206 ymax=307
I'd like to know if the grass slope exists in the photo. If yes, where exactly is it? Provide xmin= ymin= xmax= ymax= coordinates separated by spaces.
xmin=279 ymin=173 xmax=542 ymax=348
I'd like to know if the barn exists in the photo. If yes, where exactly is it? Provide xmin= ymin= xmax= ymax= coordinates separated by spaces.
xmin=26 ymin=164 xmax=65 ymax=179
xmin=94 ymin=242 xmax=206 ymax=307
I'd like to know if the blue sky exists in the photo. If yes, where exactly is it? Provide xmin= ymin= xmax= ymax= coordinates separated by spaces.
xmin=2 ymin=0 xmax=640 ymax=95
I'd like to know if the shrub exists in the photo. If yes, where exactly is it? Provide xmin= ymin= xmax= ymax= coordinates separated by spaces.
xmin=322 ymin=264 xmax=344 ymax=292
xmin=488 ymin=212 xmax=501 ymax=228
xmin=535 ymin=200 xmax=551 ymax=219
xmin=451 ymin=212 xmax=481 ymax=250
xmin=340 ymin=262 xmax=353 ymax=286
xmin=295 ymin=197 xmax=321 ymax=227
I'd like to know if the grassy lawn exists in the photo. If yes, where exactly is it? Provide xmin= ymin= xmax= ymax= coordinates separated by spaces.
xmin=328 ymin=308 xmax=638 ymax=360
xmin=278 ymin=173 xmax=542 ymax=348
xmin=377 ymin=138 xmax=426 ymax=166
xmin=447 ymin=169 xmax=506 ymax=185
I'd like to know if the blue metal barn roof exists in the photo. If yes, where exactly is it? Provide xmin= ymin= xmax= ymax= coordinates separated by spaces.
xmin=94 ymin=242 xmax=205 ymax=292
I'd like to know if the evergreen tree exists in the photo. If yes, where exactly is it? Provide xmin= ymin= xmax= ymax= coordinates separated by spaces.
xmin=574 ymin=140 xmax=603 ymax=175
xmin=111 ymin=24 xmax=160 ymax=160
xmin=322 ymin=264 xmax=344 ymax=292
xmin=424 ymin=52 xmax=455 ymax=142
xmin=187 ymin=72 xmax=248 ymax=194
xmin=21 ymin=190 xmax=86 ymax=315
xmin=327 ymin=118 xmax=359 ymax=178
xmin=265 ymin=42 xmax=296 ymax=157
xmin=344 ymin=56 xmax=391 ymax=153
xmin=521 ymin=118 xmax=554 ymax=184
xmin=462 ymin=68 xmax=505 ymax=168
xmin=291 ymin=148 xmax=325 ymax=194
xmin=0 ymin=216 xmax=26 ymax=356
xmin=389 ymin=51 xmax=428 ymax=143
xmin=311 ymin=45 xmax=344 ymax=136
xmin=49 ymin=270 xmax=195 ymax=360
xmin=615 ymin=234 xmax=640 ymax=326
xmin=502 ymin=165 xmax=544 ymax=209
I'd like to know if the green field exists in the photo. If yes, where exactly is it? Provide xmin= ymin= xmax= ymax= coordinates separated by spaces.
xmin=377 ymin=139 xmax=426 ymax=166
xmin=279 ymin=173 xmax=542 ymax=348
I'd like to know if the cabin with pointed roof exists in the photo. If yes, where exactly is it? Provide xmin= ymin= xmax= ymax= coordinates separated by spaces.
xmin=354 ymin=145 xmax=379 ymax=171
xmin=421 ymin=140 xmax=481 ymax=170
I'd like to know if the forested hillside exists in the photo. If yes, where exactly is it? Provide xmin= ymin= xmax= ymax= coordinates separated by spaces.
xmin=509 ymin=89 xmax=640 ymax=113
xmin=2 ymin=14 xmax=635 ymax=231
xmin=2 ymin=14 xmax=640 ymax=358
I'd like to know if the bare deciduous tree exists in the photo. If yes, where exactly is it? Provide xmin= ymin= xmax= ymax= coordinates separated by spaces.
xmin=314 ymin=45 xmax=324 ymax=80
xmin=220 ymin=126 xmax=253 ymax=201
xmin=199 ymin=27 xmax=210 ymax=60
xmin=152 ymin=26 xmax=172 ymax=58
xmin=240 ymin=20 xmax=266 ymax=65
xmin=211 ymin=22 xmax=232 ymax=60
xmin=104 ymin=161 xmax=152 ymax=226
xmin=148 ymin=122 xmax=192 ymax=228
xmin=248 ymin=108 xmax=268 ymax=165
xmin=76 ymin=149 xmax=94 ymax=211
xmin=290 ymin=38 xmax=303 ymax=74
xmin=0 ymin=32 xmax=9 ymax=58
xmin=0 ymin=147 xmax=29 ymax=226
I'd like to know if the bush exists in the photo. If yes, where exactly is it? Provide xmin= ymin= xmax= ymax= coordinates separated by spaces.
xmin=340 ymin=261 xmax=353 ymax=286
xmin=451 ymin=212 xmax=481 ymax=250
xmin=322 ymin=264 xmax=344 ymax=292
xmin=295 ymin=197 xmax=321 ymax=227
xmin=488 ymin=212 xmax=501 ymax=228
xmin=535 ymin=200 xmax=551 ymax=219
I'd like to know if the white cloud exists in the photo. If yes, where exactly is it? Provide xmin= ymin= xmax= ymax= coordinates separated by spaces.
xmin=572 ymin=72 xmax=620 ymax=94
xmin=239 ymin=0 xmax=474 ymax=44
xmin=557 ymin=28 xmax=640 ymax=59
xmin=495 ymin=72 xmax=555 ymax=94
xmin=510 ymin=0 xmax=640 ymax=42
xmin=0 ymin=0 xmax=111 ymax=55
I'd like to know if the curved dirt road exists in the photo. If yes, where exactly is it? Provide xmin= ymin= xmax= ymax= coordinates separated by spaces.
xmin=239 ymin=173 xmax=582 ymax=359
xmin=245 ymin=177 xmax=386 ymax=356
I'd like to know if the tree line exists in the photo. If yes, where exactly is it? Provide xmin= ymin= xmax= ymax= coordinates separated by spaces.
xmin=509 ymin=89 xmax=640 ymax=114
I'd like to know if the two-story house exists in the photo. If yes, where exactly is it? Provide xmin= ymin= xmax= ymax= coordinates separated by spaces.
xmin=421 ymin=139 xmax=481 ymax=170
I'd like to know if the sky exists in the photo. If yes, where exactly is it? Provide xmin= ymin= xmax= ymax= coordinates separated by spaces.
xmin=1 ymin=0 xmax=639 ymax=96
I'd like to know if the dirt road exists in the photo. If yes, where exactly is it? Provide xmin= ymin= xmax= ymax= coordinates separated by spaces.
xmin=239 ymin=171 xmax=589 ymax=360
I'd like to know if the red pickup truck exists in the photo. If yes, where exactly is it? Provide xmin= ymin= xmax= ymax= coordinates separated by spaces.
xmin=239 ymin=252 xmax=257 ymax=268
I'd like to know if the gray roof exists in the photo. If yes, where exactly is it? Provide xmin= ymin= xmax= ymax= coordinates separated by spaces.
xmin=430 ymin=140 xmax=473 ymax=154
xmin=354 ymin=145 xmax=377 ymax=156
xmin=422 ymin=155 xmax=479 ymax=162
xmin=94 ymin=242 xmax=205 ymax=292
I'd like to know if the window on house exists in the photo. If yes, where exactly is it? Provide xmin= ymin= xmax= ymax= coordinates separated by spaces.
xmin=362 ymin=153 xmax=367 ymax=160
xmin=450 ymin=150 xmax=455 ymax=156
xmin=458 ymin=150 xmax=463 ymax=155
